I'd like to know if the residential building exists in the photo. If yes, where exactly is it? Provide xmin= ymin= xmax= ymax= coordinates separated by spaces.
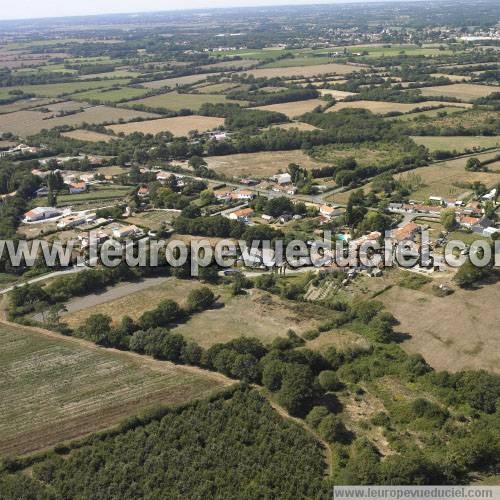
xmin=23 ymin=207 xmax=62 ymax=222
xmin=229 ymin=207 xmax=254 ymax=222
xmin=68 ymin=182 xmax=87 ymax=194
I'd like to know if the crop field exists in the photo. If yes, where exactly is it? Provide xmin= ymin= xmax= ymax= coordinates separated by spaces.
xmin=0 ymin=106 xmax=158 ymax=136
xmin=411 ymin=135 xmax=500 ymax=152
xmin=318 ymin=89 xmax=357 ymax=100
xmin=238 ymin=62 xmax=360 ymax=79
xmin=70 ymin=86 xmax=151 ymax=103
xmin=195 ymin=82 xmax=241 ymax=93
xmin=377 ymin=281 xmax=500 ymax=373
xmin=0 ymin=322 xmax=228 ymax=456
xmin=141 ymin=74 xmax=217 ymax=89
xmin=255 ymin=99 xmax=326 ymax=118
xmin=419 ymin=83 xmax=499 ymax=102
xmin=4 ymin=79 xmax=130 ymax=97
xmin=125 ymin=91 xmax=247 ymax=112
xmin=62 ymin=129 xmax=115 ymax=142
xmin=200 ymin=59 xmax=259 ymax=70
xmin=0 ymin=97 xmax=54 ymax=114
xmin=262 ymin=56 xmax=338 ymax=68
xmin=107 ymin=115 xmax=224 ymax=137
xmin=173 ymin=289 xmax=318 ymax=348
xmin=62 ymin=278 xmax=204 ymax=327
xmin=326 ymin=99 xmax=469 ymax=115
xmin=270 ymin=121 xmax=319 ymax=131
xmin=430 ymin=73 xmax=472 ymax=82
xmin=205 ymin=150 xmax=326 ymax=178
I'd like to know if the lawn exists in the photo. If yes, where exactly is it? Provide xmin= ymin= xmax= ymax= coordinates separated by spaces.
xmin=205 ymin=150 xmax=326 ymax=178
xmin=107 ymin=115 xmax=224 ymax=137
xmin=412 ymin=135 xmax=500 ymax=153
xmin=0 ymin=322 xmax=228 ymax=456
xmin=125 ymin=91 xmax=247 ymax=112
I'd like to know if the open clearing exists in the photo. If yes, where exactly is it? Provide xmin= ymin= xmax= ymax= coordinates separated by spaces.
xmin=329 ymin=150 xmax=500 ymax=203
xmin=61 ymin=278 xmax=202 ymax=327
xmin=62 ymin=129 xmax=115 ymax=142
xmin=255 ymin=98 xmax=326 ymax=118
xmin=173 ymin=288 xmax=318 ymax=348
xmin=107 ymin=115 xmax=224 ymax=137
xmin=385 ymin=106 xmax=466 ymax=121
xmin=0 ymin=106 xmax=158 ymax=136
xmin=238 ymin=62 xmax=360 ymax=79
xmin=419 ymin=83 xmax=498 ymax=102
xmin=377 ymin=281 xmax=500 ymax=373
xmin=318 ymin=89 xmax=358 ymax=100
xmin=325 ymin=100 xmax=469 ymax=115
xmin=0 ymin=321 xmax=228 ymax=456
xmin=412 ymin=135 xmax=500 ymax=152
xmin=270 ymin=121 xmax=319 ymax=131
xmin=205 ymin=150 xmax=326 ymax=178
xmin=125 ymin=91 xmax=247 ymax=112
xmin=403 ymin=108 xmax=499 ymax=131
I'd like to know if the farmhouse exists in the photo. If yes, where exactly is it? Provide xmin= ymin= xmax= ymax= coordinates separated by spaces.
xmin=57 ymin=213 xmax=89 ymax=230
xmin=393 ymin=222 xmax=421 ymax=242
xmin=458 ymin=215 xmax=481 ymax=229
xmin=112 ymin=225 xmax=142 ymax=239
xmin=320 ymin=205 xmax=340 ymax=218
xmin=214 ymin=188 xmax=234 ymax=201
xmin=23 ymin=206 xmax=62 ymax=222
xmin=229 ymin=207 xmax=254 ymax=222
xmin=68 ymin=182 xmax=87 ymax=194
xmin=231 ymin=190 xmax=256 ymax=201
xmin=272 ymin=184 xmax=298 ymax=195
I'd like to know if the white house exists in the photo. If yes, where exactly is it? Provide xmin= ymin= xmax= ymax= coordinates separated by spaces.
xmin=23 ymin=207 xmax=62 ymax=222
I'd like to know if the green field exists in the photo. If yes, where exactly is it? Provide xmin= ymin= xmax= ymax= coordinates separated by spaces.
xmin=0 ymin=323 xmax=228 ymax=456
xmin=412 ymin=135 xmax=500 ymax=152
xmin=125 ymin=91 xmax=247 ymax=112
xmin=5 ymin=79 xmax=130 ymax=97
xmin=385 ymin=106 xmax=466 ymax=121
xmin=71 ymin=86 xmax=150 ymax=103
xmin=39 ymin=185 xmax=132 ymax=205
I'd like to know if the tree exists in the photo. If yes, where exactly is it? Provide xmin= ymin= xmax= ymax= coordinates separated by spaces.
xmin=305 ymin=406 xmax=330 ymax=428
xmin=278 ymin=363 xmax=314 ymax=416
xmin=465 ymin=157 xmax=481 ymax=172
xmin=186 ymin=287 xmax=215 ymax=313
xmin=76 ymin=314 xmax=112 ymax=344
xmin=262 ymin=360 xmax=286 ymax=391
xmin=317 ymin=414 xmax=349 ymax=443
xmin=440 ymin=209 xmax=457 ymax=231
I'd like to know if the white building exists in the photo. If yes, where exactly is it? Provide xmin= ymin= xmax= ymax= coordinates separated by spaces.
xmin=23 ymin=207 xmax=62 ymax=223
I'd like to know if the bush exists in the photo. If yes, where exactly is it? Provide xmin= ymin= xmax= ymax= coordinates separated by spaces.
xmin=186 ymin=287 xmax=215 ymax=313
xmin=318 ymin=370 xmax=342 ymax=392
xmin=306 ymin=406 xmax=330 ymax=428
xmin=317 ymin=415 xmax=349 ymax=443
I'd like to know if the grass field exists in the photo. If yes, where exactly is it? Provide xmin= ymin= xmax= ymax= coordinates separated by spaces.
xmin=255 ymin=99 xmax=326 ymax=118
xmin=70 ymin=86 xmax=151 ymax=103
xmin=0 ymin=322 xmax=228 ymax=455
xmin=328 ymin=150 xmax=500 ymax=204
xmin=38 ymin=185 xmax=131 ymax=206
xmin=141 ymin=74 xmax=217 ymax=90
xmin=377 ymin=281 xmax=500 ymax=373
xmin=419 ymin=83 xmax=499 ymax=102
xmin=325 ymin=100 xmax=469 ymax=115
xmin=412 ymin=135 xmax=500 ymax=152
xmin=62 ymin=278 xmax=203 ymax=327
xmin=0 ymin=106 xmax=158 ymax=136
xmin=403 ymin=108 xmax=498 ymax=130
xmin=238 ymin=62 xmax=359 ymax=79
xmin=205 ymin=150 xmax=326 ymax=178
xmin=310 ymin=141 xmax=420 ymax=168
xmin=107 ymin=115 xmax=224 ymax=137
xmin=196 ymin=82 xmax=241 ymax=94
xmin=62 ymin=129 xmax=115 ymax=142
xmin=385 ymin=106 xmax=466 ymax=121
xmin=317 ymin=89 xmax=357 ymax=100
xmin=270 ymin=121 xmax=319 ymax=131
xmin=173 ymin=288 xmax=318 ymax=348
xmin=125 ymin=91 xmax=247 ymax=112
xmin=4 ymin=79 xmax=130 ymax=97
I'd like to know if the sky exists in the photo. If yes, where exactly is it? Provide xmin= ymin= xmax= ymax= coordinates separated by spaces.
xmin=0 ymin=0 xmax=368 ymax=21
